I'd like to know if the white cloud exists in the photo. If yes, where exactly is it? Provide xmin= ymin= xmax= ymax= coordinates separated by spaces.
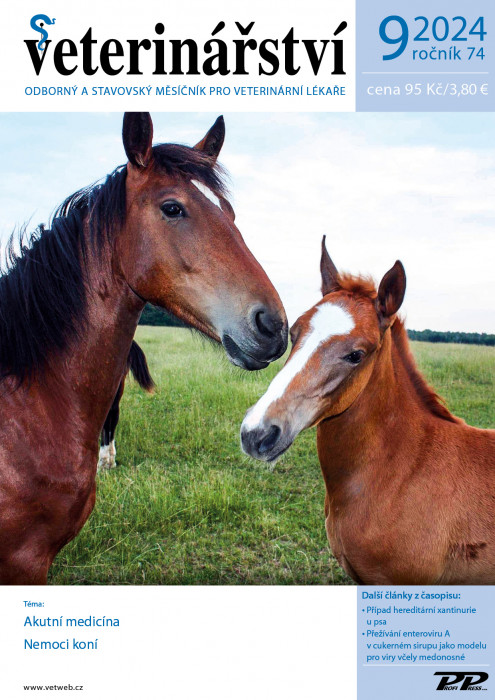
xmin=226 ymin=116 xmax=495 ymax=332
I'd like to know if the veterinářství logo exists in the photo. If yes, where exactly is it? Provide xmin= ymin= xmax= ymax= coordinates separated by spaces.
xmin=26 ymin=14 xmax=348 ymax=77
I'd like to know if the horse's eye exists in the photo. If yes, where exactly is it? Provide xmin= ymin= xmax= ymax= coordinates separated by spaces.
xmin=161 ymin=201 xmax=185 ymax=219
xmin=343 ymin=350 xmax=364 ymax=365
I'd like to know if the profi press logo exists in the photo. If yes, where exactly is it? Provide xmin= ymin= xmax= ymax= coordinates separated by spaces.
xmin=25 ymin=14 xmax=347 ymax=77
xmin=434 ymin=672 xmax=489 ymax=691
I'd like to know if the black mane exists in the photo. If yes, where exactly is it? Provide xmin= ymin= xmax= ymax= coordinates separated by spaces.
xmin=0 ymin=143 xmax=227 ymax=385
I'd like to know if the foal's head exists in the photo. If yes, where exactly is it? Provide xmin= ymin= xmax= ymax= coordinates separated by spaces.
xmin=116 ymin=113 xmax=287 ymax=370
xmin=241 ymin=237 xmax=406 ymax=460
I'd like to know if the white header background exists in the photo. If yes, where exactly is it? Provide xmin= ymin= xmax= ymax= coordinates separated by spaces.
xmin=2 ymin=0 xmax=356 ymax=111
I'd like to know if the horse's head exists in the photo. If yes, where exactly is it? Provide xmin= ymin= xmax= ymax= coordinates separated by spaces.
xmin=241 ymin=236 xmax=406 ymax=461
xmin=116 ymin=112 xmax=287 ymax=370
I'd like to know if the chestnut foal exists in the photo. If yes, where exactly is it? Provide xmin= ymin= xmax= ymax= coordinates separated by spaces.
xmin=242 ymin=238 xmax=495 ymax=585
xmin=0 ymin=113 xmax=287 ymax=584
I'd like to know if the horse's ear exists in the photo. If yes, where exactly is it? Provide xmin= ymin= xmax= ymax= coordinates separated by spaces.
xmin=376 ymin=261 xmax=406 ymax=325
xmin=122 ymin=112 xmax=154 ymax=168
xmin=320 ymin=235 xmax=340 ymax=296
xmin=194 ymin=116 xmax=225 ymax=161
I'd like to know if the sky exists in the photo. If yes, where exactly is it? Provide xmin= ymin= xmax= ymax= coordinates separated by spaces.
xmin=0 ymin=111 xmax=494 ymax=333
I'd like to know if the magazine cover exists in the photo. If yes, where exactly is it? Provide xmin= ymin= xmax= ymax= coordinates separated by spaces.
xmin=0 ymin=0 xmax=493 ymax=698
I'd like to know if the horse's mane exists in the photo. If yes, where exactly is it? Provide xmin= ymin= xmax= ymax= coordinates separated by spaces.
xmin=391 ymin=318 xmax=460 ymax=424
xmin=153 ymin=144 xmax=228 ymax=197
xmin=0 ymin=144 xmax=227 ymax=385
xmin=336 ymin=271 xmax=459 ymax=424
xmin=337 ymin=273 xmax=377 ymax=299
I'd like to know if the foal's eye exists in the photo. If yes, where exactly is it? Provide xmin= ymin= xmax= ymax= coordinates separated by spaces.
xmin=343 ymin=350 xmax=365 ymax=365
xmin=161 ymin=201 xmax=185 ymax=219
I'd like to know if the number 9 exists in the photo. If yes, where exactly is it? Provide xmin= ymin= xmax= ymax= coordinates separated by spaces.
xmin=379 ymin=15 xmax=409 ymax=60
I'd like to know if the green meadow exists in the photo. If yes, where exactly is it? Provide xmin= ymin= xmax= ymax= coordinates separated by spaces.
xmin=49 ymin=328 xmax=495 ymax=585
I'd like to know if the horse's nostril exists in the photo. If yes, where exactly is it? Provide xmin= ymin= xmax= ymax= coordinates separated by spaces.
xmin=258 ymin=425 xmax=281 ymax=455
xmin=255 ymin=309 xmax=279 ymax=339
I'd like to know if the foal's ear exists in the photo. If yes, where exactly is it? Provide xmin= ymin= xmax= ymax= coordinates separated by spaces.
xmin=376 ymin=261 xmax=406 ymax=325
xmin=194 ymin=116 xmax=225 ymax=161
xmin=320 ymin=235 xmax=340 ymax=296
xmin=122 ymin=112 xmax=154 ymax=168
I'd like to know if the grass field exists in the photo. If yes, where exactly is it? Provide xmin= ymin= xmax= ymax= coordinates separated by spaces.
xmin=49 ymin=328 xmax=495 ymax=585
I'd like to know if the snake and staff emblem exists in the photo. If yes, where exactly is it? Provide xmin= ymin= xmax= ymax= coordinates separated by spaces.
xmin=30 ymin=14 xmax=56 ymax=51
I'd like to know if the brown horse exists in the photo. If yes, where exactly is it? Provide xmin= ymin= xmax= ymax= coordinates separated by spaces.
xmin=0 ymin=112 xmax=287 ymax=584
xmin=241 ymin=237 xmax=495 ymax=585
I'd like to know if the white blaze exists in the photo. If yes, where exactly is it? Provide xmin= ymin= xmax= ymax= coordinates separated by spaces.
xmin=192 ymin=179 xmax=222 ymax=209
xmin=242 ymin=302 xmax=354 ymax=430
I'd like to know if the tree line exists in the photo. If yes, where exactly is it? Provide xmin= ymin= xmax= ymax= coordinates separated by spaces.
xmin=139 ymin=305 xmax=186 ymax=327
xmin=139 ymin=305 xmax=495 ymax=346
xmin=407 ymin=329 xmax=495 ymax=346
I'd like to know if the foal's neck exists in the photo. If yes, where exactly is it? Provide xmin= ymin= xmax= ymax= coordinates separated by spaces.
xmin=318 ymin=325 xmax=427 ymax=480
